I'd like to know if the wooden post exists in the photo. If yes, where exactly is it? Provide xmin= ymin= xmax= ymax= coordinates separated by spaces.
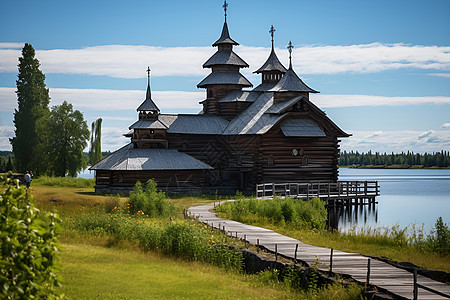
xmin=330 ymin=248 xmax=333 ymax=274
xmin=244 ymin=235 xmax=247 ymax=248
xmin=257 ymin=239 xmax=260 ymax=253
xmin=366 ymin=259 xmax=370 ymax=285
xmin=364 ymin=181 xmax=368 ymax=196
xmin=413 ymin=269 xmax=418 ymax=300
xmin=294 ymin=244 xmax=298 ymax=262
xmin=263 ymin=184 xmax=266 ymax=198
xmin=275 ymin=244 xmax=278 ymax=261
xmin=327 ymin=182 xmax=330 ymax=199
xmin=307 ymin=184 xmax=309 ymax=199
xmin=272 ymin=183 xmax=275 ymax=197
xmin=211 ymin=222 xmax=214 ymax=232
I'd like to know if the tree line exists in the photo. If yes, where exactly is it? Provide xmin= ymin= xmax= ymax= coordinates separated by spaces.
xmin=339 ymin=150 xmax=450 ymax=168
xmin=9 ymin=43 xmax=103 ymax=177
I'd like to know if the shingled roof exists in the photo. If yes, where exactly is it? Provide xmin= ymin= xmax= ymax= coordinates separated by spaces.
xmin=137 ymin=78 xmax=160 ymax=112
xmin=213 ymin=21 xmax=239 ymax=46
xmin=197 ymin=71 xmax=252 ymax=88
xmin=90 ymin=144 xmax=213 ymax=171
xmin=269 ymin=68 xmax=319 ymax=93
xmin=203 ymin=50 xmax=249 ymax=68
xmin=280 ymin=119 xmax=326 ymax=137
xmin=254 ymin=47 xmax=287 ymax=74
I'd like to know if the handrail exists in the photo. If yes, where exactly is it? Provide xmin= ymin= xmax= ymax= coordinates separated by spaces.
xmin=413 ymin=269 xmax=450 ymax=299
xmin=256 ymin=181 xmax=380 ymax=200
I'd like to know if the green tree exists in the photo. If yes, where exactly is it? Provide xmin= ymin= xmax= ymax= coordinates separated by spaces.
xmin=10 ymin=43 xmax=50 ymax=174
xmin=89 ymin=118 xmax=102 ymax=166
xmin=44 ymin=101 xmax=90 ymax=177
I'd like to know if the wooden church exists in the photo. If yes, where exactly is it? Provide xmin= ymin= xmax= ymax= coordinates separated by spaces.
xmin=91 ymin=2 xmax=350 ymax=194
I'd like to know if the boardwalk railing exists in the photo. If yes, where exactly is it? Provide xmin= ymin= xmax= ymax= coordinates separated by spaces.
xmin=256 ymin=181 xmax=379 ymax=202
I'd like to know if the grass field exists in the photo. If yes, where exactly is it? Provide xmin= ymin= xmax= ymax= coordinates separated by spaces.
xmin=59 ymin=238 xmax=298 ymax=299
xmin=29 ymin=182 xmax=364 ymax=299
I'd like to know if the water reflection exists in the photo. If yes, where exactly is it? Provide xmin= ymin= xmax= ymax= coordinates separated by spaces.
xmin=327 ymin=202 xmax=378 ymax=232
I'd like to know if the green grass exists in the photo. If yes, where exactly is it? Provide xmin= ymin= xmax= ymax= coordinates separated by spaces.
xmin=59 ymin=239 xmax=299 ymax=299
xmin=29 ymin=184 xmax=365 ymax=299
xmin=33 ymin=175 xmax=95 ymax=188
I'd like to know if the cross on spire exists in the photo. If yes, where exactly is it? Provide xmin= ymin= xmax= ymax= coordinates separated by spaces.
xmin=223 ymin=0 xmax=228 ymax=21
xmin=287 ymin=41 xmax=294 ymax=69
xmin=269 ymin=25 xmax=275 ymax=48
xmin=146 ymin=66 xmax=151 ymax=83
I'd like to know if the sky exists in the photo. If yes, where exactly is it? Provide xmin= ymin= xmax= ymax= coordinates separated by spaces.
xmin=0 ymin=0 xmax=449 ymax=153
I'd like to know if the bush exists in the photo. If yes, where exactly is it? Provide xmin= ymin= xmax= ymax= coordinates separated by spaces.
xmin=128 ymin=180 xmax=173 ymax=217
xmin=0 ymin=175 xmax=62 ymax=299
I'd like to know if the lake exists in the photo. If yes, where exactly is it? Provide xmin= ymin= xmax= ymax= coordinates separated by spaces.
xmin=333 ymin=168 xmax=450 ymax=234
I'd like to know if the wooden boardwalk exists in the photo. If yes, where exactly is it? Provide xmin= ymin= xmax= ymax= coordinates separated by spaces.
xmin=188 ymin=202 xmax=450 ymax=300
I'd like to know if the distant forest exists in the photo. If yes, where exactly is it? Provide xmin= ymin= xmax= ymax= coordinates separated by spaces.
xmin=339 ymin=150 xmax=450 ymax=168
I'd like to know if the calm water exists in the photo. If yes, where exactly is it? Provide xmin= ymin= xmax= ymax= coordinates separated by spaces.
xmin=78 ymin=168 xmax=94 ymax=179
xmin=333 ymin=168 xmax=450 ymax=234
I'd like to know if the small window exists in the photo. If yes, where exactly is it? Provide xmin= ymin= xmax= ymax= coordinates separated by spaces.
xmin=302 ymin=156 xmax=309 ymax=166
xmin=118 ymin=173 xmax=124 ymax=183
xmin=268 ymin=155 xmax=274 ymax=166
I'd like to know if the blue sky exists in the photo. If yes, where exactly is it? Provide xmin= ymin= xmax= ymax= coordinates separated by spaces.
xmin=1 ymin=0 xmax=449 ymax=153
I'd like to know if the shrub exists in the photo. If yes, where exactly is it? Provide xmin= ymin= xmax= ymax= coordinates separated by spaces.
xmin=128 ymin=180 xmax=173 ymax=217
xmin=0 ymin=175 xmax=62 ymax=299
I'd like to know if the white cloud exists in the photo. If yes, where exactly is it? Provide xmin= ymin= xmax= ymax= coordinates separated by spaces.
xmin=101 ymin=127 xmax=129 ymax=151
xmin=0 ymin=43 xmax=24 ymax=49
xmin=0 ymin=126 xmax=14 ymax=150
xmin=314 ymin=94 xmax=450 ymax=107
xmin=101 ymin=116 xmax=135 ymax=121
xmin=0 ymin=87 xmax=205 ymax=112
xmin=428 ymin=73 xmax=450 ymax=78
xmin=2 ymin=87 xmax=449 ymax=113
xmin=1 ymin=43 xmax=449 ymax=77
xmin=341 ymin=130 xmax=450 ymax=153
xmin=418 ymin=130 xmax=433 ymax=140
xmin=442 ymin=123 xmax=450 ymax=128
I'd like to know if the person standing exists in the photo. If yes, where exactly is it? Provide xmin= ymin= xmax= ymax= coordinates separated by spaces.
xmin=24 ymin=171 xmax=31 ymax=189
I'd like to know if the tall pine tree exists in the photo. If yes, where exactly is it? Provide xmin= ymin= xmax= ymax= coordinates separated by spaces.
xmin=10 ymin=43 xmax=50 ymax=173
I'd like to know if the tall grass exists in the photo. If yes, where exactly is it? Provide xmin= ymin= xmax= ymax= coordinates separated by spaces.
xmin=70 ymin=206 xmax=244 ymax=271
xmin=34 ymin=175 xmax=94 ymax=188
xmin=216 ymin=197 xmax=327 ymax=230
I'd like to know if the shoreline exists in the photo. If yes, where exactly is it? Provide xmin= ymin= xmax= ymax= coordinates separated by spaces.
xmin=340 ymin=165 xmax=450 ymax=169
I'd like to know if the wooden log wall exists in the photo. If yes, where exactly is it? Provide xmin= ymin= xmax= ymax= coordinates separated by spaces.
xmin=94 ymin=169 xmax=208 ymax=192
xmin=259 ymin=130 xmax=340 ymax=183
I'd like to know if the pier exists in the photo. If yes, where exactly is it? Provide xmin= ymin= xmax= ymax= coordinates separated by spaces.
xmin=256 ymin=181 xmax=380 ymax=205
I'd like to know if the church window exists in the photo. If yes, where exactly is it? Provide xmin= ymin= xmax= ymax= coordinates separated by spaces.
xmin=268 ymin=155 xmax=274 ymax=166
